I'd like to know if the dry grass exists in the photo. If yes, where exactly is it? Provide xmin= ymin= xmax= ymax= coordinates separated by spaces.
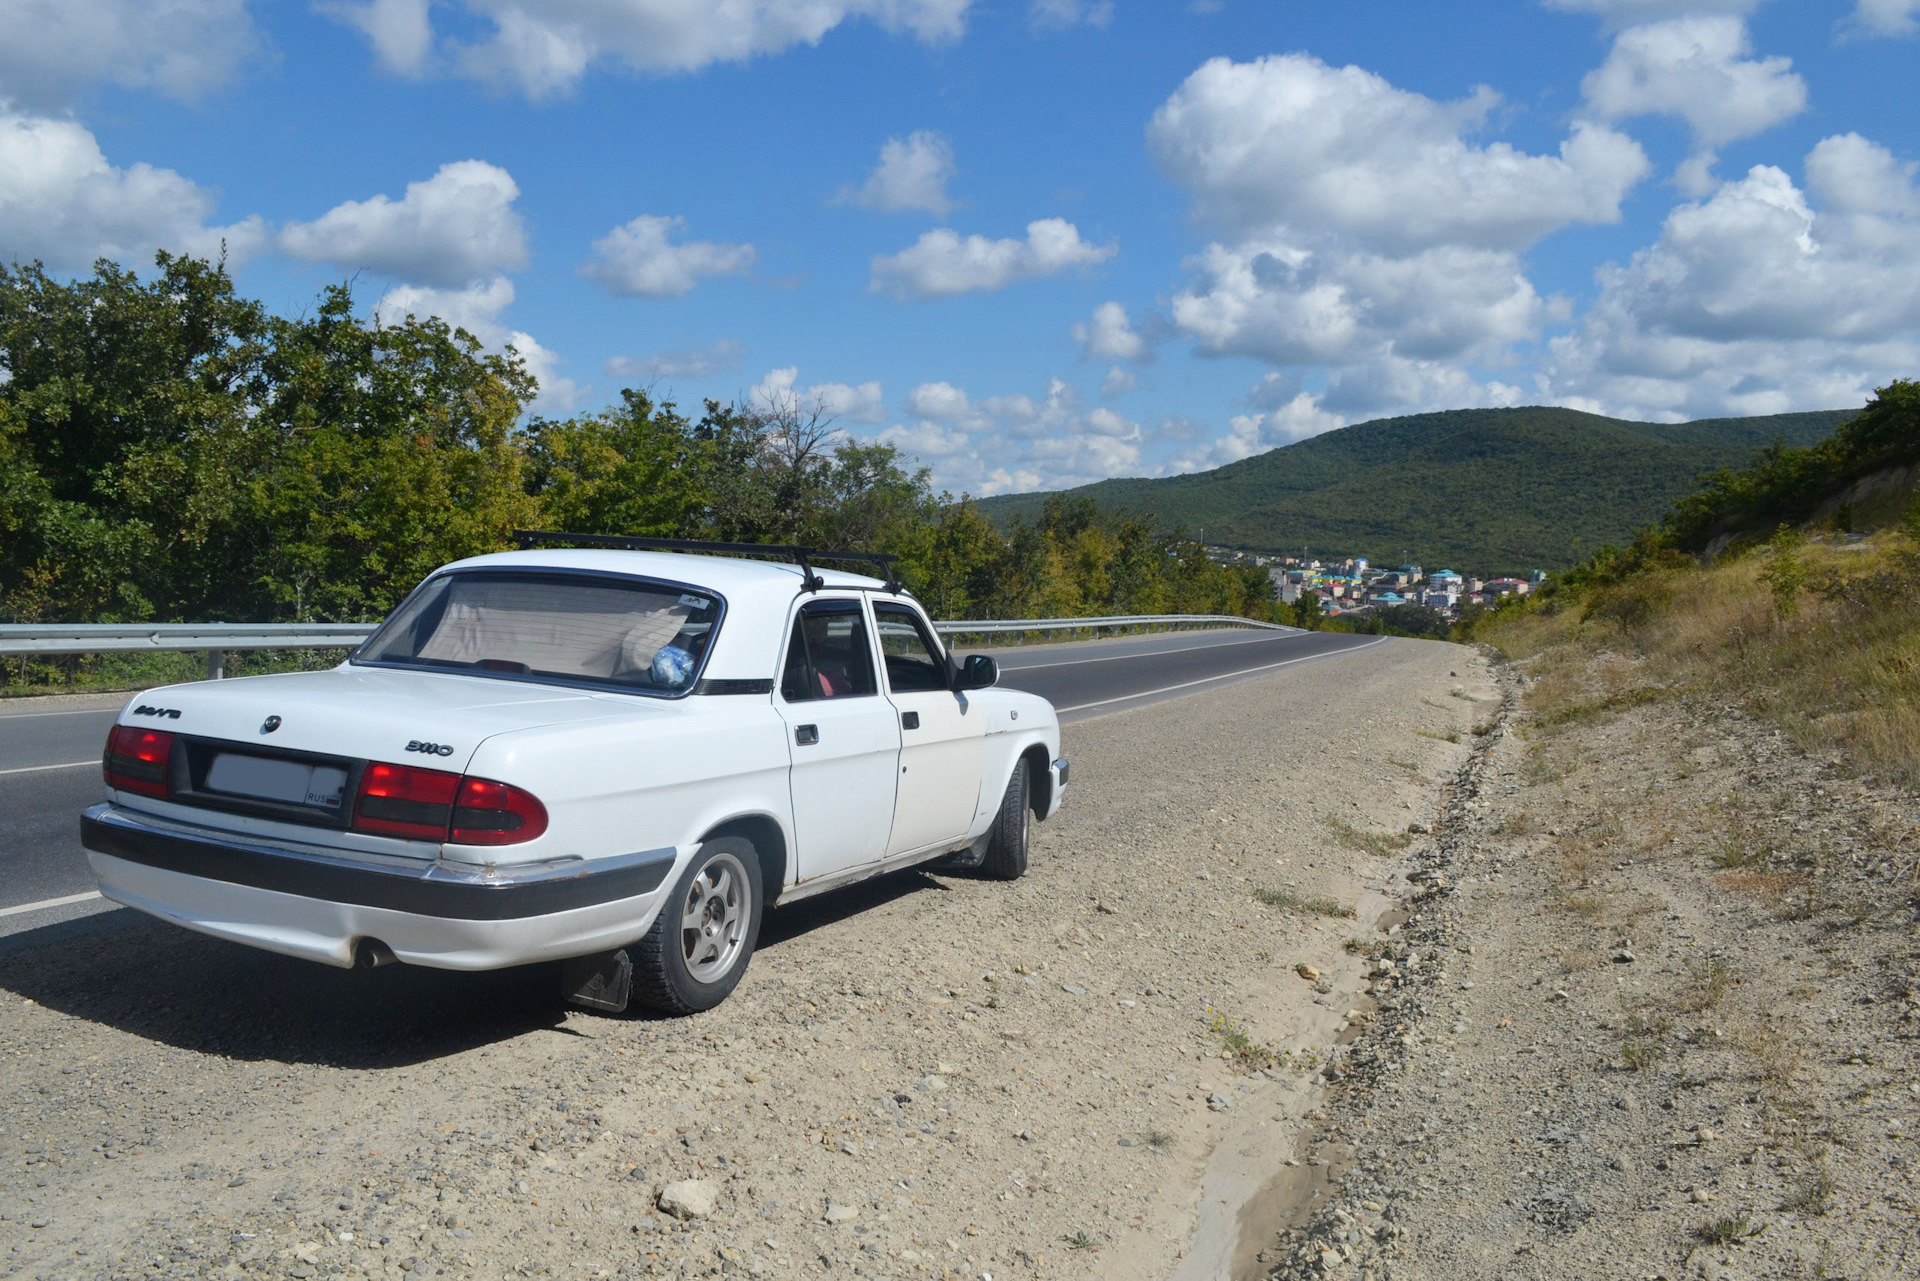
xmin=1327 ymin=818 xmax=1414 ymax=856
xmin=1667 ymin=957 xmax=1737 ymax=1015
xmin=1712 ymin=869 xmax=1808 ymax=903
xmin=1493 ymin=807 xmax=1540 ymax=836
xmin=1483 ymin=532 xmax=1920 ymax=786
xmin=1252 ymin=887 xmax=1355 ymax=918
xmin=1732 ymin=1019 xmax=1805 ymax=1087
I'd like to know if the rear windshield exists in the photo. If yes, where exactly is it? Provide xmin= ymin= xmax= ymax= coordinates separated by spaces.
xmin=354 ymin=570 xmax=722 ymax=694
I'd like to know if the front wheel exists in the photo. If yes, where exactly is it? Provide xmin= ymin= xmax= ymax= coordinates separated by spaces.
xmin=632 ymin=837 xmax=763 ymax=1014
xmin=981 ymin=764 xmax=1031 ymax=881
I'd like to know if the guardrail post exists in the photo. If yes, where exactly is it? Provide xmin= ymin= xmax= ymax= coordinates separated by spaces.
xmin=206 ymin=649 xmax=225 ymax=681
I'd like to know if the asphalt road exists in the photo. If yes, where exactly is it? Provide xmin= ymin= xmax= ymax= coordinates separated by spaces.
xmin=0 ymin=627 xmax=1384 ymax=936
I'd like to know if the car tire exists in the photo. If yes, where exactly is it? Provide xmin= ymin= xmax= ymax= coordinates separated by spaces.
xmin=631 ymin=836 xmax=763 ymax=1015
xmin=980 ymin=763 xmax=1031 ymax=881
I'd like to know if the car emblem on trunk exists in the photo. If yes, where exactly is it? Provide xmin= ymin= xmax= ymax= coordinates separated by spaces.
xmin=260 ymin=715 xmax=282 ymax=734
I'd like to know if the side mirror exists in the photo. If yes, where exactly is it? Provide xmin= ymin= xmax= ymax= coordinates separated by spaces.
xmin=958 ymin=654 xmax=999 ymax=690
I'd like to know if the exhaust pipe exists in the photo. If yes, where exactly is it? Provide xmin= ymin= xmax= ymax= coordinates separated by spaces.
xmin=354 ymin=939 xmax=398 ymax=969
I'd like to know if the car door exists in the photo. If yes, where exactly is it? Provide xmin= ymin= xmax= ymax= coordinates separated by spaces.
xmin=776 ymin=597 xmax=900 ymax=882
xmin=872 ymin=599 xmax=984 ymax=857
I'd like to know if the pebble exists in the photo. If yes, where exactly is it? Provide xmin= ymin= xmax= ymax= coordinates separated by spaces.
xmin=823 ymin=1203 xmax=858 ymax=1225
xmin=1208 ymin=1092 xmax=1233 ymax=1112
xmin=1298 ymin=965 xmax=1323 ymax=982
xmin=658 ymin=1179 xmax=720 ymax=1221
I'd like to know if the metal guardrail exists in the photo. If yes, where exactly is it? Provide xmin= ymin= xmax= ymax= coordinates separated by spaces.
xmin=0 ymin=623 xmax=380 ymax=654
xmin=0 ymin=613 xmax=1293 ymax=679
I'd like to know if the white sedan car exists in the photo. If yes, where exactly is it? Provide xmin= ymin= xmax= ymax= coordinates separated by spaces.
xmin=80 ymin=539 xmax=1068 ymax=1014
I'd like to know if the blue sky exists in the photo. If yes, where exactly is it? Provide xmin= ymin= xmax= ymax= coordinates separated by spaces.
xmin=3 ymin=1 xmax=1917 ymax=497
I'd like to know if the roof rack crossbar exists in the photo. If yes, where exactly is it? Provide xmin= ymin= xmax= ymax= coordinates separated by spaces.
xmin=511 ymin=530 xmax=903 ymax=593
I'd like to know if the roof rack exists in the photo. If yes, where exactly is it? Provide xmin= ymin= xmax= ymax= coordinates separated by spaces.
xmin=510 ymin=530 xmax=903 ymax=594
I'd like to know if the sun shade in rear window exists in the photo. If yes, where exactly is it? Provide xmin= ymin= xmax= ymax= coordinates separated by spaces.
xmin=354 ymin=570 xmax=722 ymax=694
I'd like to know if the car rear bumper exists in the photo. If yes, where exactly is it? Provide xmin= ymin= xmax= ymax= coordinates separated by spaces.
xmin=81 ymin=803 xmax=678 ymax=971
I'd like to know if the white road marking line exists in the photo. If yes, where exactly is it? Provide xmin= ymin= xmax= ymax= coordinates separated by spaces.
xmin=0 ymin=706 xmax=124 ymax=719
xmin=1056 ymin=636 xmax=1390 ymax=714
xmin=0 ymin=759 xmax=97 ymax=777
xmin=997 ymin=631 xmax=1305 ymax=672
xmin=0 ymin=891 xmax=101 ymax=919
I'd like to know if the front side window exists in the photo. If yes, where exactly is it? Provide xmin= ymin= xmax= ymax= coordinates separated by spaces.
xmin=355 ymin=571 xmax=720 ymax=694
xmin=873 ymin=602 xmax=948 ymax=693
xmin=780 ymin=600 xmax=878 ymax=702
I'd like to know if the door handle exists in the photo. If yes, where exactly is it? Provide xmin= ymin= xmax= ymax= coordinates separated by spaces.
xmin=795 ymin=724 xmax=819 ymax=746
xmin=901 ymin=711 xmax=920 ymax=730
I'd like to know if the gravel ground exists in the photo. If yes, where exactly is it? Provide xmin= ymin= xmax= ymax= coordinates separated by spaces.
xmin=1261 ymin=652 xmax=1920 ymax=1281
xmin=0 ymin=637 xmax=1487 ymax=1281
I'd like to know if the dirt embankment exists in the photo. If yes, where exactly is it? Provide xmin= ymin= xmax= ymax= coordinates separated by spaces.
xmin=1 ymin=638 xmax=1493 ymax=1281
xmin=1259 ymin=652 xmax=1919 ymax=1281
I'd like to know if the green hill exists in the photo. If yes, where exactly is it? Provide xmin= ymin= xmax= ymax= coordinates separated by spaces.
xmin=975 ymin=406 xmax=1856 ymax=574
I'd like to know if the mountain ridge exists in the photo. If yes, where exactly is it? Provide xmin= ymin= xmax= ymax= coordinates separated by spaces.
xmin=974 ymin=405 xmax=1857 ymax=573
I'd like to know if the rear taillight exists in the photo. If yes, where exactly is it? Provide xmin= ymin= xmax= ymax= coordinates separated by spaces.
xmin=352 ymin=762 xmax=460 ymax=841
xmin=350 ymin=763 xmax=548 ymax=846
xmin=450 ymin=777 xmax=549 ymax=846
xmin=104 ymin=725 xmax=174 ymax=798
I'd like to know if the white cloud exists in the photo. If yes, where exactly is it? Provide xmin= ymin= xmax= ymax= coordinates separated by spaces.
xmin=839 ymin=131 xmax=955 ymax=215
xmin=322 ymin=0 xmax=435 ymax=74
xmin=907 ymin=380 xmax=973 ymax=421
xmin=869 ymin=218 xmax=1116 ymax=298
xmin=376 ymin=277 xmax=585 ymax=413
xmin=579 ymin=215 xmax=756 ymax=297
xmin=1582 ymin=16 xmax=1805 ymax=193
xmin=1148 ymin=54 xmax=1648 ymax=253
xmin=1545 ymin=134 xmax=1920 ymax=420
xmin=860 ymin=374 xmax=1160 ymax=493
xmin=1145 ymin=52 xmax=1649 ymax=427
xmin=604 ymin=338 xmax=746 ymax=380
xmin=0 ymin=107 xmax=267 ymax=270
xmin=325 ymin=0 xmax=973 ymax=99
xmin=1100 ymin=365 xmax=1137 ymax=397
xmin=0 ymin=0 xmax=260 ymax=108
xmin=279 ymin=161 xmax=528 ymax=288
xmin=879 ymin=420 xmax=971 ymax=458
xmin=1029 ymin=0 xmax=1112 ymax=29
xmin=751 ymin=367 xmax=887 ymax=423
xmin=1172 ymin=239 xmax=1555 ymax=368
xmin=1845 ymin=0 xmax=1920 ymax=38
xmin=1072 ymin=300 xmax=1150 ymax=362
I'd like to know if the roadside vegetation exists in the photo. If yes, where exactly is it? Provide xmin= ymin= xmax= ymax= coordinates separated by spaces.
xmin=1459 ymin=380 xmax=1920 ymax=785
xmin=0 ymin=255 xmax=1279 ymax=691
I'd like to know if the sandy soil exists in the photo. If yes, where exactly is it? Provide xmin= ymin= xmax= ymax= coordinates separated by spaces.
xmin=1259 ymin=653 xmax=1919 ymax=1281
xmin=0 ymin=637 xmax=1491 ymax=1281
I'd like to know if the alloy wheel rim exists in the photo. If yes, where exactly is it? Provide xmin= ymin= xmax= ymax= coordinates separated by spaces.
xmin=681 ymin=851 xmax=749 ymax=984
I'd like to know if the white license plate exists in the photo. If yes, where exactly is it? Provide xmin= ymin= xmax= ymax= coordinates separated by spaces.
xmin=205 ymin=754 xmax=349 ymax=810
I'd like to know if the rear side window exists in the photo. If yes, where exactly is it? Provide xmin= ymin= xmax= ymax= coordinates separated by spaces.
xmin=873 ymin=602 xmax=948 ymax=693
xmin=780 ymin=600 xmax=878 ymax=702
xmin=356 ymin=570 xmax=720 ymax=694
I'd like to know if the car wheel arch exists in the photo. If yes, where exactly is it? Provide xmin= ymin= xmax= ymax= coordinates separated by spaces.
xmin=697 ymin=813 xmax=788 ymax=901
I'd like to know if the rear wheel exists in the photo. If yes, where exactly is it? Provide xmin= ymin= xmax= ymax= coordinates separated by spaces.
xmin=980 ymin=764 xmax=1031 ymax=881
xmin=632 ymin=837 xmax=763 ymax=1014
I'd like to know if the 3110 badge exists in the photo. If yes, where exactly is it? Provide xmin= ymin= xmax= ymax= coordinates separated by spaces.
xmin=405 ymin=740 xmax=456 ymax=757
